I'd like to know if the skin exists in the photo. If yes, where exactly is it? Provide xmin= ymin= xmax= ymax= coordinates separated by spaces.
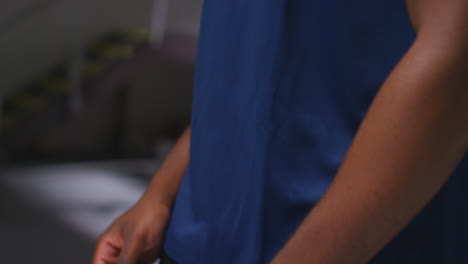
xmin=93 ymin=0 xmax=468 ymax=263
xmin=92 ymin=128 xmax=190 ymax=264
xmin=270 ymin=0 xmax=468 ymax=263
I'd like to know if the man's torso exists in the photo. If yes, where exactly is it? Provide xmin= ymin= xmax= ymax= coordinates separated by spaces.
xmin=164 ymin=1 xmax=468 ymax=263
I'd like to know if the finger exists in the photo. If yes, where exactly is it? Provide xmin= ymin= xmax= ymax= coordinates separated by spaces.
xmin=93 ymin=234 xmax=122 ymax=264
xmin=117 ymin=234 xmax=145 ymax=264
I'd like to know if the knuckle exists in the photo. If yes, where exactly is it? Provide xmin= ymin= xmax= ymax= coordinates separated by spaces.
xmin=133 ymin=228 xmax=145 ymax=238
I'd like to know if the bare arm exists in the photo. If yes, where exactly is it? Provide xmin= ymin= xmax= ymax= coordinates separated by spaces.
xmin=141 ymin=127 xmax=191 ymax=209
xmin=93 ymin=127 xmax=190 ymax=264
xmin=271 ymin=1 xmax=468 ymax=263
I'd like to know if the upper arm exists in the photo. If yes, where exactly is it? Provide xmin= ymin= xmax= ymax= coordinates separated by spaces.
xmin=406 ymin=0 xmax=468 ymax=52
xmin=389 ymin=0 xmax=468 ymax=144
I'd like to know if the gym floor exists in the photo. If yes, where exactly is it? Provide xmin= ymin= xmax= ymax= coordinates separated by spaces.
xmin=0 ymin=160 xmax=160 ymax=264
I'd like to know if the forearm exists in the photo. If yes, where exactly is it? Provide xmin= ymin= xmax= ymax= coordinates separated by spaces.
xmin=271 ymin=25 xmax=468 ymax=264
xmin=140 ymin=127 xmax=191 ymax=209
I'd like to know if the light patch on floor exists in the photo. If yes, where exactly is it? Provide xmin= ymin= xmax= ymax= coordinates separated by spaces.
xmin=2 ymin=160 xmax=157 ymax=239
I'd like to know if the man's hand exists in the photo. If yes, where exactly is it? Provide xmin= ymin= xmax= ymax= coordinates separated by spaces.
xmin=92 ymin=128 xmax=191 ymax=264
xmin=92 ymin=200 xmax=170 ymax=264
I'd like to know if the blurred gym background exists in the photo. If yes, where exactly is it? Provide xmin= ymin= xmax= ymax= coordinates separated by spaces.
xmin=0 ymin=0 xmax=201 ymax=263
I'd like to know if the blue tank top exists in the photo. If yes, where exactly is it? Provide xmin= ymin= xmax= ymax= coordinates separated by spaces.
xmin=164 ymin=1 xmax=468 ymax=263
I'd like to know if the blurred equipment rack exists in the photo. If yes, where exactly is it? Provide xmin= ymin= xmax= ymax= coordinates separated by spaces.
xmin=0 ymin=29 xmax=151 ymax=163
